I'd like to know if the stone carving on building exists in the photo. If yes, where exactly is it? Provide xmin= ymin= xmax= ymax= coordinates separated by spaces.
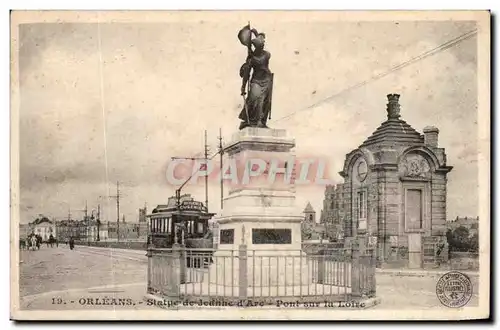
xmin=387 ymin=93 xmax=401 ymax=119
xmin=352 ymin=157 xmax=369 ymax=184
xmin=389 ymin=235 xmax=399 ymax=247
xmin=242 ymin=225 xmax=246 ymax=245
xmin=368 ymin=236 xmax=377 ymax=248
xmin=356 ymin=158 xmax=368 ymax=182
xmin=237 ymin=24 xmax=274 ymax=130
xmin=399 ymin=153 xmax=431 ymax=179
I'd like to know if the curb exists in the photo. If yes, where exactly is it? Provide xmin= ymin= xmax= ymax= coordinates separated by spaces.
xmin=22 ymin=282 xmax=147 ymax=302
xmin=376 ymin=269 xmax=479 ymax=278
xmin=75 ymin=245 xmax=146 ymax=255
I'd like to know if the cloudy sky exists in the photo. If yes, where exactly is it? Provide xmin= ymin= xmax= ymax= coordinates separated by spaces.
xmin=16 ymin=13 xmax=480 ymax=224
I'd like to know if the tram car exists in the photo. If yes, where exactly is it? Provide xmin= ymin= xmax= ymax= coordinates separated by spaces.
xmin=147 ymin=194 xmax=215 ymax=267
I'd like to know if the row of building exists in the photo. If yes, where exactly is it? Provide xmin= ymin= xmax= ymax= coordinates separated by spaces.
xmin=303 ymin=188 xmax=479 ymax=240
xmin=21 ymin=197 xmax=478 ymax=246
xmin=19 ymin=209 xmax=149 ymax=242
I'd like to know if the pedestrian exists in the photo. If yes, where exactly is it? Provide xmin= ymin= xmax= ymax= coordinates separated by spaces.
xmin=69 ymin=236 xmax=75 ymax=250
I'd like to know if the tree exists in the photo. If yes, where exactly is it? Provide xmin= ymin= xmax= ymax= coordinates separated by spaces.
xmin=301 ymin=224 xmax=313 ymax=240
xmin=447 ymin=226 xmax=477 ymax=252
xmin=446 ymin=229 xmax=453 ymax=246
xmin=452 ymin=226 xmax=470 ymax=251
xmin=469 ymin=232 xmax=478 ymax=253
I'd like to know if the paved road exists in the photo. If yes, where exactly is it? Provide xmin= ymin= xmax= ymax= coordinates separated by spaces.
xmin=373 ymin=273 xmax=479 ymax=310
xmin=18 ymin=245 xmax=480 ymax=311
xmin=19 ymin=245 xmax=147 ymax=296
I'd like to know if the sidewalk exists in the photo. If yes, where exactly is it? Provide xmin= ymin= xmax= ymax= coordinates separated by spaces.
xmin=376 ymin=268 xmax=479 ymax=278
xmin=20 ymin=282 xmax=382 ymax=311
xmin=75 ymin=245 xmax=147 ymax=256
xmin=20 ymin=282 xmax=156 ymax=311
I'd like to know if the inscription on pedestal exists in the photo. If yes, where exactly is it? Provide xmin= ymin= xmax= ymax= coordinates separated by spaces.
xmin=220 ymin=229 xmax=235 ymax=244
xmin=252 ymin=229 xmax=292 ymax=244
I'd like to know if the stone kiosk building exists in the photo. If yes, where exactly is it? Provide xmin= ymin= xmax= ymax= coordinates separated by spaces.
xmin=339 ymin=94 xmax=452 ymax=268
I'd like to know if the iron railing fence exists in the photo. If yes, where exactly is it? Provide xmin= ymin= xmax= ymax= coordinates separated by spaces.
xmin=147 ymin=244 xmax=376 ymax=305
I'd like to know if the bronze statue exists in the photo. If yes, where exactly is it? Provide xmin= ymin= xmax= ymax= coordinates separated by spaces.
xmin=237 ymin=24 xmax=274 ymax=130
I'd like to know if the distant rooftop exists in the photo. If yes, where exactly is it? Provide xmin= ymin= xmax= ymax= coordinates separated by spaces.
xmin=303 ymin=202 xmax=315 ymax=213
xmin=31 ymin=216 xmax=52 ymax=225
xmin=449 ymin=216 xmax=479 ymax=223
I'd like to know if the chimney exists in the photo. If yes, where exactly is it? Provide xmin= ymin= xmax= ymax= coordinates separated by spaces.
xmin=386 ymin=94 xmax=401 ymax=119
xmin=423 ymin=126 xmax=439 ymax=147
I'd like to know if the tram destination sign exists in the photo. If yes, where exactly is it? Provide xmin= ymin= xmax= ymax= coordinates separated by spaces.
xmin=179 ymin=200 xmax=206 ymax=212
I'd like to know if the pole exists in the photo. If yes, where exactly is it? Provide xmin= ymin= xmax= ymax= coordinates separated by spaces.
xmin=116 ymin=181 xmax=120 ymax=242
xmin=97 ymin=204 xmax=101 ymax=241
xmin=85 ymin=201 xmax=89 ymax=245
xmin=218 ymin=128 xmax=224 ymax=210
xmin=67 ymin=207 xmax=71 ymax=243
xmin=173 ymin=146 xmax=223 ymax=244
xmin=204 ymin=130 xmax=209 ymax=212
xmin=175 ymin=189 xmax=181 ymax=245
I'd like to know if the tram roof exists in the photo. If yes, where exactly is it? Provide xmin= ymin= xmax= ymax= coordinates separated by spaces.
xmin=148 ymin=196 xmax=215 ymax=218
xmin=148 ymin=209 xmax=215 ymax=217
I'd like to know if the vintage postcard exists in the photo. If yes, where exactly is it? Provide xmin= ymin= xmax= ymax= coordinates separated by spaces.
xmin=10 ymin=10 xmax=490 ymax=320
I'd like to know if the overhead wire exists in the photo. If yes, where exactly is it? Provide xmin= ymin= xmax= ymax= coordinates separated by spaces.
xmin=276 ymin=29 xmax=478 ymax=122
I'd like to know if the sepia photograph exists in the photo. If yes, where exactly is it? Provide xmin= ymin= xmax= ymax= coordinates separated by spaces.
xmin=9 ymin=10 xmax=490 ymax=320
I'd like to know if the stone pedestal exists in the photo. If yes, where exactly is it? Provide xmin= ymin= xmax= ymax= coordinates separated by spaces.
xmin=208 ymin=127 xmax=309 ymax=289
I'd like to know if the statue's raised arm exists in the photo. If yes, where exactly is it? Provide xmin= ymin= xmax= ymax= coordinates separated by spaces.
xmin=236 ymin=24 xmax=274 ymax=130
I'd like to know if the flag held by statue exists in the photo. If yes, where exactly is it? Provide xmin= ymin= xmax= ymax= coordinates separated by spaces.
xmin=237 ymin=24 xmax=252 ymax=47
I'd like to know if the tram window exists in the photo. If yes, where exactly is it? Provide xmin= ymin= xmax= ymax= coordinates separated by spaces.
xmin=197 ymin=222 xmax=204 ymax=234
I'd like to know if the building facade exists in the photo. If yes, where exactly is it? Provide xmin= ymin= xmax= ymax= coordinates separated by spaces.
xmin=56 ymin=218 xmax=143 ymax=242
xmin=303 ymin=202 xmax=316 ymax=223
xmin=19 ymin=223 xmax=31 ymax=238
xmin=301 ymin=202 xmax=326 ymax=241
xmin=29 ymin=216 xmax=56 ymax=241
xmin=56 ymin=218 xmax=98 ymax=242
xmin=320 ymin=184 xmax=345 ymax=241
xmin=138 ymin=206 xmax=149 ymax=240
xmin=106 ymin=220 xmax=143 ymax=241
xmin=338 ymin=94 xmax=452 ymax=268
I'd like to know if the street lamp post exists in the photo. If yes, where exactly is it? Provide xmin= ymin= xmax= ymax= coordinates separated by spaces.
xmin=96 ymin=204 xmax=101 ymax=242
xmin=90 ymin=210 xmax=97 ymax=243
